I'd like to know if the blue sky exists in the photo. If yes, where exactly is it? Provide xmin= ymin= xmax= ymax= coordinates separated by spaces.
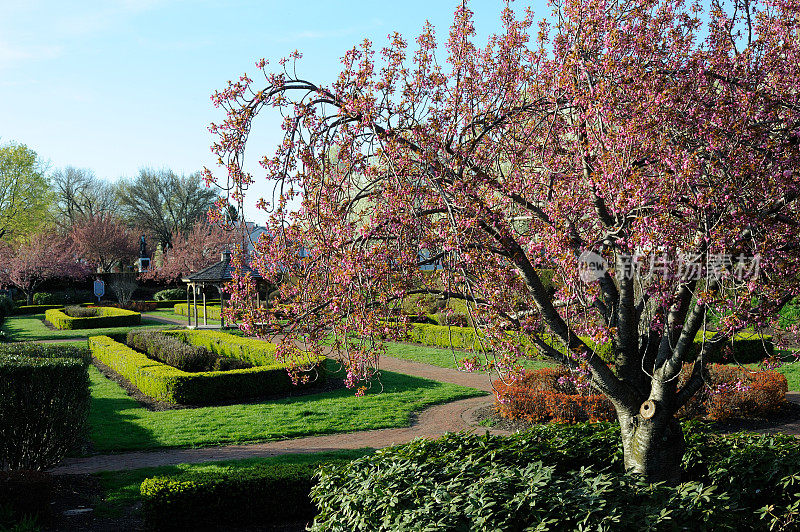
xmin=0 ymin=0 xmax=544 ymax=222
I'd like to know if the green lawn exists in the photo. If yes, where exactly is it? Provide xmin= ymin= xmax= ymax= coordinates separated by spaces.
xmin=88 ymin=363 xmax=485 ymax=453
xmin=2 ymin=314 xmax=169 ymax=341
xmin=385 ymin=341 xmax=557 ymax=371
xmin=94 ymin=449 xmax=373 ymax=516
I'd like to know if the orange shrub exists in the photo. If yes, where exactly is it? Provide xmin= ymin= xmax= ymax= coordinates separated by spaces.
xmin=496 ymin=364 xmax=786 ymax=424
xmin=494 ymin=367 xmax=615 ymax=423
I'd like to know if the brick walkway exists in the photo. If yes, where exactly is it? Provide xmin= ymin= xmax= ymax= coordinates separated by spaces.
xmin=51 ymin=356 xmax=502 ymax=475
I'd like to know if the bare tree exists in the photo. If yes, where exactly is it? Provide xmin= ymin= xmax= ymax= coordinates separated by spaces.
xmin=52 ymin=166 xmax=118 ymax=227
xmin=116 ymin=168 xmax=218 ymax=250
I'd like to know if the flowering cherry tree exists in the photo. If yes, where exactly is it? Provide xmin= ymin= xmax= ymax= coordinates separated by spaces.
xmin=148 ymin=222 xmax=239 ymax=283
xmin=69 ymin=214 xmax=139 ymax=273
xmin=206 ymin=0 xmax=800 ymax=481
xmin=0 ymin=232 xmax=90 ymax=304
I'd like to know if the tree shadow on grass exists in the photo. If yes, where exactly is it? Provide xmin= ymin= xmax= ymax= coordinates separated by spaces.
xmin=86 ymin=370 xmax=159 ymax=454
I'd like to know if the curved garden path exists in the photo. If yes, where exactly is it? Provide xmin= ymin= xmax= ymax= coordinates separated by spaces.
xmin=46 ymin=314 xmax=800 ymax=474
xmin=51 ymin=355 xmax=505 ymax=475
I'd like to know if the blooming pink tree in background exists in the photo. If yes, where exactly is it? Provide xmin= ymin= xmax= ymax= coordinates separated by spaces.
xmin=0 ymin=232 xmax=90 ymax=304
xmin=69 ymin=214 xmax=139 ymax=273
xmin=148 ymin=222 xmax=238 ymax=283
xmin=207 ymin=0 xmax=800 ymax=481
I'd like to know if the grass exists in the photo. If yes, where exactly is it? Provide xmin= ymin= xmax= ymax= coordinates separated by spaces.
xmin=87 ymin=363 xmax=485 ymax=453
xmin=384 ymin=341 xmax=558 ymax=371
xmin=93 ymin=449 xmax=374 ymax=516
xmin=2 ymin=314 xmax=169 ymax=341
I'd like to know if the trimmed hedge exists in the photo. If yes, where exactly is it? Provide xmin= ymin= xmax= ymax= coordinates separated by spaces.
xmin=174 ymin=303 xmax=221 ymax=320
xmin=406 ymin=323 xmax=772 ymax=364
xmin=45 ymin=306 xmax=141 ymax=330
xmin=89 ymin=335 xmax=323 ymax=404
xmin=140 ymin=460 xmax=349 ymax=530
xmin=151 ymin=298 xmax=219 ymax=309
xmin=13 ymin=304 xmax=64 ymax=315
xmin=0 ymin=344 xmax=90 ymax=470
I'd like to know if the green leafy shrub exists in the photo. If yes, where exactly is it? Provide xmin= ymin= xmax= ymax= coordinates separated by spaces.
xmin=32 ymin=292 xmax=61 ymax=305
xmin=311 ymin=425 xmax=800 ymax=531
xmin=140 ymin=460 xmax=350 ymax=530
xmin=0 ymin=344 xmax=90 ymax=470
xmin=44 ymin=306 xmax=141 ymax=330
xmin=89 ymin=335 xmax=324 ymax=404
xmin=126 ymin=330 xmax=251 ymax=372
xmin=153 ymin=288 xmax=186 ymax=301
xmin=0 ymin=295 xmax=14 ymax=317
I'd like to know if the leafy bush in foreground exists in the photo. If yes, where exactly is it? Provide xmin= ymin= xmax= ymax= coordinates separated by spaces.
xmin=0 ymin=344 xmax=90 ymax=470
xmin=310 ymin=425 xmax=800 ymax=531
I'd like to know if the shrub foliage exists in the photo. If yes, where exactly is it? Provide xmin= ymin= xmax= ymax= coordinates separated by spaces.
xmin=310 ymin=425 xmax=800 ymax=531
xmin=45 ymin=306 xmax=141 ymax=330
xmin=89 ymin=333 xmax=323 ymax=404
xmin=495 ymin=365 xmax=787 ymax=423
xmin=140 ymin=461 xmax=350 ymax=530
xmin=153 ymin=288 xmax=186 ymax=301
xmin=0 ymin=344 xmax=90 ymax=470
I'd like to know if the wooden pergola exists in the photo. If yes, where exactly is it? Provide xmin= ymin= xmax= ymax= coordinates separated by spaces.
xmin=182 ymin=250 xmax=263 ymax=328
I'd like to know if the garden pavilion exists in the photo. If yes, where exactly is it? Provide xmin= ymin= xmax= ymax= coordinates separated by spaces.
xmin=182 ymin=250 xmax=263 ymax=328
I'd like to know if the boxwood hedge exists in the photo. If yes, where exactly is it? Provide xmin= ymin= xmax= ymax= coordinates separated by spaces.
xmin=89 ymin=333 xmax=324 ymax=404
xmin=0 ymin=344 xmax=90 ymax=470
xmin=45 ymin=306 xmax=141 ymax=330
xmin=140 ymin=460 xmax=351 ymax=530
xmin=406 ymin=323 xmax=772 ymax=364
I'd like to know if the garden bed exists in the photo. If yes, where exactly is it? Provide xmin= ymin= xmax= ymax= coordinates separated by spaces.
xmin=88 ymin=331 xmax=325 ymax=405
xmin=45 ymin=307 xmax=141 ymax=330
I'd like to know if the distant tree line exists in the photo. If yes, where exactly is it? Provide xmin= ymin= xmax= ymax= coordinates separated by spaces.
xmin=0 ymin=140 xmax=241 ymax=300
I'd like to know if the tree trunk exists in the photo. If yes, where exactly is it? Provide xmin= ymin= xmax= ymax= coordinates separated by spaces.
xmin=617 ymin=406 xmax=685 ymax=483
xmin=26 ymin=291 xmax=33 ymax=305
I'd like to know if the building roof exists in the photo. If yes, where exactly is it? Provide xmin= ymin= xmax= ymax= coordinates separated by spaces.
xmin=183 ymin=251 xmax=262 ymax=283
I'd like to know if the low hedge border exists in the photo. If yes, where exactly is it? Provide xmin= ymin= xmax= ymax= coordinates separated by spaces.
xmin=406 ymin=323 xmax=773 ymax=364
xmin=45 ymin=307 xmax=141 ymax=330
xmin=173 ymin=303 xmax=221 ymax=320
xmin=140 ymin=460 xmax=350 ymax=530
xmin=13 ymin=304 xmax=64 ymax=315
xmin=150 ymin=299 xmax=220 ymax=309
xmin=88 ymin=335 xmax=324 ymax=404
